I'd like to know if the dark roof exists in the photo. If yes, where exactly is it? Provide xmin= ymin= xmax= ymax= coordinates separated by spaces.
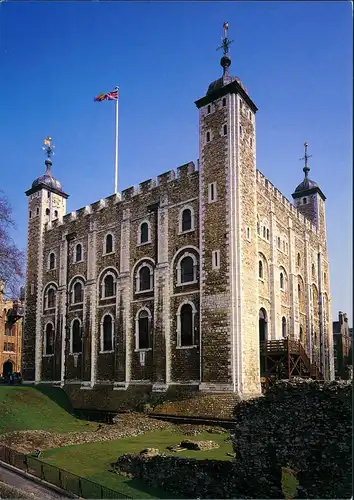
xmin=294 ymin=177 xmax=318 ymax=193
xmin=25 ymin=159 xmax=69 ymax=198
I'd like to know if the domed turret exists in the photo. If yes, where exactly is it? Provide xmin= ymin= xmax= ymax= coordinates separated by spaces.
xmin=292 ymin=142 xmax=325 ymax=201
xmin=25 ymin=136 xmax=68 ymax=198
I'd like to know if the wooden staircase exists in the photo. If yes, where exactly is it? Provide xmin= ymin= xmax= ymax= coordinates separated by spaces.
xmin=260 ymin=339 xmax=323 ymax=390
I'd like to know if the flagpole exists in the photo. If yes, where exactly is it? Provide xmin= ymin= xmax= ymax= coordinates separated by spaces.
xmin=114 ymin=86 xmax=119 ymax=194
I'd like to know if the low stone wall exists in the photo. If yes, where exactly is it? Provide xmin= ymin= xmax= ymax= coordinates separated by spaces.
xmin=232 ymin=378 xmax=352 ymax=499
xmin=114 ymin=455 xmax=245 ymax=499
xmin=65 ymin=384 xmax=240 ymax=419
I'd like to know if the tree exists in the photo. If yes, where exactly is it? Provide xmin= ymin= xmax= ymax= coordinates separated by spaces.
xmin=0 ymin=190 xmax=24 ymax=299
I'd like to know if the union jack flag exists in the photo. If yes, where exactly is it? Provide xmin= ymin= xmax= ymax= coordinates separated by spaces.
xmin=94 ymin=89 xmax=118 ymax=102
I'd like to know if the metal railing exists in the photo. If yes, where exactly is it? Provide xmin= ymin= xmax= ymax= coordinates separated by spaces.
xmin=0 ymin=444 xmax=131 ymax=499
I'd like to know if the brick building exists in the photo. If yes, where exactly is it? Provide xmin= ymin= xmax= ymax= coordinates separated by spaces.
xmin=333 ymin=311 xmax=351 ymax=377
xmin=0 ymin=282 xmax=24 ymax=377
xmin=22 ymin=24 xmax=334 ymax=399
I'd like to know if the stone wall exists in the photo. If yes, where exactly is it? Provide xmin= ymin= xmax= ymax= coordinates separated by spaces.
xmin=65 ymin=384 xmax=240 ymax=420
xmin=232 ymin=378 xmax=352 ymax=499
xmin=113 ymin=379 xmax=352 ymax=499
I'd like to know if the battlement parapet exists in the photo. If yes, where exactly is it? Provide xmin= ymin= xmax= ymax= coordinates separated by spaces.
xmin=256 ymin=169 xmax=318 ymax=236
xmin=122 ymin=186 xmax=138 ymax=201
xmin=44 ymin=161 xmax=197 ymax=231
xmin=177 ymin=161 xmax=196 ymax=178
xmin=157 ymin=169 xmax=175 ymax=186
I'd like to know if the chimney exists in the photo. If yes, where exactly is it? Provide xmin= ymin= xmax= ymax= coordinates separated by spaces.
xmin=339 ymin=311 xmax=343 ymax=324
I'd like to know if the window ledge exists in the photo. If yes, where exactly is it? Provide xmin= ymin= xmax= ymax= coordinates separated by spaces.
xmin=100 ymin=295 xmax=116 ymax=300
xmin=134 ymin=348 xmax=152 ymax=352
xmin=137 ymin=241 xmax=152 ymax=247
xmin=178 ymin=228 xmax=195 ymax=235
xmin=103 ymin=251 xmax=115 ymax=256
xmin=71 ymin=302 xmax=84 ymax=306
xmin=44 ymin=307 xmax=56 ymax=312
xmin=48 ymin=268 xmax=57 ymax=271
xmin=74 ymin=260 xmax=84 ymax=264
xmin=176 ymin=280 xmax=198 ymax=287
xmin=176 ymin=345 xmax=197 ymax=350
xmin=69 ymin=352 xmax=82 ymax=356
xmin=258 ymin=278 xmax=265 ymax=282
xmin=99 ymin=350 xmax=114 ymax=354
xmin=136 ymin=289 xmax=154 ymax=294
xmin=3 ymin=351 xmax=15 ymax=354
xmin=43 ymin=354 xmax=54 ymax=358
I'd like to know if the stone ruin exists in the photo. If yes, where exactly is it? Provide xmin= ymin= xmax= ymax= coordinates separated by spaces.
xmin=113 ymin=379 xmax=352 ymax=499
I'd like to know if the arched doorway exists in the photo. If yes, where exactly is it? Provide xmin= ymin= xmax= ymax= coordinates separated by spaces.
xmin=259 ymin=308 xmax=268 ymax=342
xmin=259 ymin=308 xmax=268 ymax=377
xmin=299 ymin=326 xmax=304 ymax=345
xmin=2 ymin=360 xmax=13 ymax=378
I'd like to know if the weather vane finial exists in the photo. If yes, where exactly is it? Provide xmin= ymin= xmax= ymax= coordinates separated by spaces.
xmin=217 ymin=21 xmax=234 ymax=55
xmin=299 ymin=141 xmax=312 ymax=177
xmin=42 ymin=136 xmax=55 ymax=160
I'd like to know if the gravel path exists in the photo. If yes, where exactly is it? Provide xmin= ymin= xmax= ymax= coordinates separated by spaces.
xmin=0 ymin=464 xmax=66 ymax=498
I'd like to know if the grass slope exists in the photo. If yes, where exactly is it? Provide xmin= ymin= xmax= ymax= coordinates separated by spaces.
xmin=40 ymin=430 xmax=233 ymax=498
xmin=0 ymin=386 xmax=96 ymax=434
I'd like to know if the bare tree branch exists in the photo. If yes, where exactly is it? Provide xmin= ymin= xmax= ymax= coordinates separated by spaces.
xmin=0 ymin=190 xmax=25 ymax=299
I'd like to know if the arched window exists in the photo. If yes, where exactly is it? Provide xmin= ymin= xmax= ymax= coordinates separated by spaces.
xmin=54 ymin=210 xmax=58 ymax=218
xmin=266 ymin=228 xmax=269 ymax=241
xmin=140 ymin=222 xmax=149 ymax=244
xmin=101 ymin=315 xmax=114 ymax=352
xmin=49 ymin=252 xmax=55 ymax=270
xmin=137 ymin=309 xmax=150 ymax=350
xmin=282 ymin=317 xmax=287 ymax=338
xmin=103 ymin=274 xmax=115 ymax=298
xmin=105 ymin=234 xmax=113 ymax=254
xmin=181 ymin=209 xmax=192 ymax=232
xmin=263 ymin=226 xmax=266 ymax=238
xmin=280 ymin=272 xmax=284 ymax=290
xmin=298 ymin=283 xmax=301 ymax=299
xmin=75 ymin=244 xmax=82 ymax=263
xmin=303 ymin=197 xmax=307 ymax=204
xmin=180 ymin=256 xmax=195 ymax=283
xmin=47 ymin=288 xmax=55 ymax=309
xmin=138 ymin=266 xmax=153 ymax=292
xmin=312 ymin=263 xmax=316 ymax=279
xmin=324 ymin=272 xmax=327 ymax=284
xmin=222 ymin=97 xmax=226 ymax=107
xmin=297 ymin=253 xmax=301 ymax=267
xmin=73 ymin=281 xmax=83 ymax=303
xmin=44 ymin=323 xmax=54 ymax=355
xmin=46 ymin=208 xmax=50 ymax=216
xmin=258 ymin=260 xmax=263 ymax=279
xmin=207 ymin=104 xmax=211 ymax=114
xmin=259 ymin=308 xmax=268 ymax=343
xmin=180 ymin=303 xmax=194 ymax=346
xmin=257 ymin=221 xmax=260 ymax=235
xmin=277 ymin=237 xmax=281 ymax=249
xmin=71 ymin=319 xmax=82 ymax=354
xmin=223 ymin=124 xmax=227 ymax=135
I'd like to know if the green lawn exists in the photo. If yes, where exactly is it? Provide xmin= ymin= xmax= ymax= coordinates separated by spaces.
xmin=0 ymin=385 xmax=97 ymax=434
xmin=39 ymin=430 xmax=233 ymax=498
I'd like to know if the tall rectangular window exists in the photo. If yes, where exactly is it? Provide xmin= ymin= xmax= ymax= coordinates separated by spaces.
xmin=212 ymin=250 xmax=220 ymax=270
xmin=208 ymin=182 xmax=217 ymax=203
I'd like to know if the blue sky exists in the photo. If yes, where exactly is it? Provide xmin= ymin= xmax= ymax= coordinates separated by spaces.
xmin=0 ymin=1 xmax=352 ymax=320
